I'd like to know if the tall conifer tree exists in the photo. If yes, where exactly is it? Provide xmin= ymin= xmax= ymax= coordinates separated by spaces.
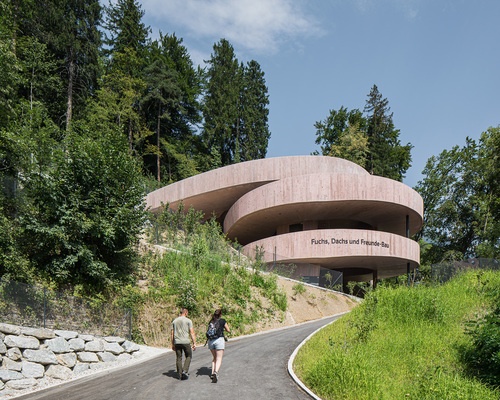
xmin=364 ymin=85 xmax=412 ymax=181
xmin=203 ymin=40 xmax=270 ymax=167
xmin=44 ymin=0 xmax=101 ymax=130
xmin=142 ymin=33 xmax=203 ymax=182
xmin=104 ymin=0 xmax=149 ymax=56
xmin=203 ymin=39 xmax=240 ymax=167
xmin=239 ymin=60 xmax=270 ymax=161
xmin=103 ymin=0 xmax=150 ymax=150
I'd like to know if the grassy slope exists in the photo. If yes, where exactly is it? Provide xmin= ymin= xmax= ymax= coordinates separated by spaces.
xmin=120 ymin=236 xmax=292 ymax=347
xmin=123 ymin=208 xmax=362 ymax=348
xmin=293 ymin=270 xmax=500 ymax=400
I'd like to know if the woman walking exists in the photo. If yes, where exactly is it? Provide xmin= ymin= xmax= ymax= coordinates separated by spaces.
xmin=206 ymin=309 xmax=230 ymax=383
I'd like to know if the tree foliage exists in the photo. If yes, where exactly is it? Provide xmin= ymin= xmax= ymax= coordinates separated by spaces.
xmin=0 ymin=2 xmax=275 ymax=293
xmin=0 ymin=0 xmax=21 ymax=125
xmin=364 ymin=85 xmax=413 ymax=180
xmin=141 ymin=33 xmax=202 ymax=183
xmin=203 ymin=39 xmax=270 ymax=168
xmin=18 ymin=127 xmax=147 ymax=290
xmin=203 ymin=39 xmax=241 ymax=167
xmin=314 ymin=85 xmax=412 ymax=182
xmin=415 ymin=126 xmax=500 ymax=263
xmin=239 ymin=60 xmax=270 ymax=161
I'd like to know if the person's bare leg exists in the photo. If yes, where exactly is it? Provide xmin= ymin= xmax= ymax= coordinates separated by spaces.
xmin=210 ymin=349 xmax=217 ymax=376
xmin=214 ymin=349 xmax=224 ymax=373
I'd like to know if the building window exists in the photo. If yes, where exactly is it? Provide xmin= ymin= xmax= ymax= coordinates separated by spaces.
xmin=289 ymin=223 xmax=303 ymax=233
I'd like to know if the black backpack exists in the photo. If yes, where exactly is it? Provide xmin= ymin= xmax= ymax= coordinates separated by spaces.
xmin=206 ymin=320 xmax=219 ymax=340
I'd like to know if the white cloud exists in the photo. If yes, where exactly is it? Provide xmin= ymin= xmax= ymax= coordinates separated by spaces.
xmin=142 ymin=0 xmax=323 ymax=54
xmin=353 ymin=0 xmax=420 ymax=20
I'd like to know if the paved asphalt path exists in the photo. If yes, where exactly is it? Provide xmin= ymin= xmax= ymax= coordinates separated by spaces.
xmin=17 ymin=315 xmax=342 ymax=400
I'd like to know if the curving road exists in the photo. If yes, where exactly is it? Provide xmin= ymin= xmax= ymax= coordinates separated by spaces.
xmin=17 ymin=315 xmax=343 ymax=400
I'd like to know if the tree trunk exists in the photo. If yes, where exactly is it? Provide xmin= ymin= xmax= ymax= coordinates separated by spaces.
xmin=66 ymin=46 xmax=75 ymax=132
xmin=157 ymin=101 xmax=161 ymax=182
xmin=128 ymin=118 xmax=133 ymax=153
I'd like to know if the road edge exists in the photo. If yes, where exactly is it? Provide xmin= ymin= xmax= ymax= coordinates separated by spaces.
xmin=287 ymin=311 xmax=351 ymax=400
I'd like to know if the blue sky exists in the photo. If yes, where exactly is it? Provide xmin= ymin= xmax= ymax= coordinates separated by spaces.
xmin=139 ymin=0 xmax=500 ymax=188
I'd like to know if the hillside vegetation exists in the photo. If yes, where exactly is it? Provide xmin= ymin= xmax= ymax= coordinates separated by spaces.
xmin=294 ymin=270 xmax=500 ymax=399
xmin=116 ymin=206 xmax=356 ymax=346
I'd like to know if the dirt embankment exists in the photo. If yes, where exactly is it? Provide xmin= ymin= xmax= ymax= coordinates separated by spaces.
xmin=255 ymin=277 xmax=358 ymax=333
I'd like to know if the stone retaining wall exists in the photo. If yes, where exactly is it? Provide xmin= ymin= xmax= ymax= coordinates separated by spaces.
xmin=0 ymin=322 xmax=141 ymax=395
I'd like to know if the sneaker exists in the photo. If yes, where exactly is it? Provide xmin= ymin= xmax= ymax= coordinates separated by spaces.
xmin=182 ymin=372 xmax=189 ymax=380
xmin=212 ymin=372 xmax=218 ymax=383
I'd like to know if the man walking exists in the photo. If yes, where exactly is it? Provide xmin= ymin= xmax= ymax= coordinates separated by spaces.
xmin=171 ymin=308 xmax=197 ymax=380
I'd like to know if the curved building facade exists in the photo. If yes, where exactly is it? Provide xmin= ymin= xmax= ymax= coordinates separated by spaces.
xmin=146 ymin=156 xmax=423 ymax=283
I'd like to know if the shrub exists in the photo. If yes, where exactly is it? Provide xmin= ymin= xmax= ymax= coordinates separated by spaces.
xmin=292 ymin=282 xmax=306 ymax=297
xmin=463 ymin=273 xmax=500 ymax=387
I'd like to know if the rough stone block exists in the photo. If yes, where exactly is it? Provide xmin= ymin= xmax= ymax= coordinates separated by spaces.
xmin=97 ymin=352 xmax=117 ymax=363
xmin=7 ymin=347 xmax=22 ymax=360
xmin=78 ymin=334 xmax=95 ymax=342
xmin=57 ymin=352 xmax=77 ymax=368
xmin=89 ymin=363 xmax=108 ymax=370
xmin=0 ymin=369 xmax=23 ymax=382
xmin=3 ymin=357 xmax=22 ymax=371
xmin=122 ymin=340 xmax=140 ymax=353
xmin=22 ymin=361 xmax=45 ymax=379
xmin=104 ymin=336 xmax=125 ymax=344
xmin=0 ymin=323 xmax=21 ymax=335
xmin=116 ymin=353 xmax=132 ymax=362
xmin=4 ymin=335 xmax=40 ymax=350
xmin=20 ymin=327 xmax=55 ymax=340
xmin=68 ymin=338 xmax=85 ymax=351
xmin=54 ymin=330 xmax=78 ymax=340
xmin=85 ymin=339 xmax=104 ymax=352
xmin=104 ymin=341 xmax=124 ymax=355
xmin=5 ymin=377 xmax=37 ymax=390
xmin=45 ymin=364 xmax=73 ymax=380
xmin=23 ymin=349 xmax=58 ymax=365
xmin=0 ymin=341 xmax=7 ymax=354
xmin=45 ymin=337 xmax=71 ymax=353
xmin=73 ymin=363 xmax=89 ymax=374
xmin=76 ymin=351 xmax=99 ymax=363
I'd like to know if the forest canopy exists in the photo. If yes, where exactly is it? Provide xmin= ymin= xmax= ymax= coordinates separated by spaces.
xmin=0 ymin=0 xmax=497 ymax=291
xmin=0 ymin=0 xmax=271 ymax=289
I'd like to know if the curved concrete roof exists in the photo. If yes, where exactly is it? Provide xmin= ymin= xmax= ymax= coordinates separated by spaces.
xmin=224 ymin=173 xmax=423 ymax=244
xmin=145 ymin=155 xmax=424 ymax=282
xmin=146 ymin=155 xmax=368 ymax=216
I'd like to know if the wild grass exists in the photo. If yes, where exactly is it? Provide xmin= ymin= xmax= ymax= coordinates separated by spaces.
xmin=116 ymin=205 xmax=288 ymax=346
xmin=293 ymin=270 xmax=500 ymax=400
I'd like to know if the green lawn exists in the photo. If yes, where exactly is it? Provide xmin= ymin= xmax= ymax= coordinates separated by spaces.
xmin=294 ymin=270 xmax=500 ymax=400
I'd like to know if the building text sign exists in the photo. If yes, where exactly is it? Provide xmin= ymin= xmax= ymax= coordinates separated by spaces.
xmin=311 ymin=237 xmax=390 ymax=249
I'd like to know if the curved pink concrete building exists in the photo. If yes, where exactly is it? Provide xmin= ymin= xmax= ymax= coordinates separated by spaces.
xmin=146 ymin=156 xmax=423 ymax=282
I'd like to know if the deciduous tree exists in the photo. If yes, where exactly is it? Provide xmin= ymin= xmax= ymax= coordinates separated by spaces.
xmin=314 ymin=86 xmax=412 ymax=182
xmin=314 ymin=106 xmax=365 ymax=156
xmin=415 ymin=126 xmax=500 ymax=262
xmin=18 ymin=127 xmax=147 ymax=289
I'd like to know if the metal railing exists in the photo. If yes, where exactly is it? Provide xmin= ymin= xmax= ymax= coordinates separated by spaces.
xmin=431 ymin=258 xmax=500 ymax=284
xmin=243 ymin=245 xmax=344 ymax=292
xmin=0 ymin=280 xmax=132 ymax=339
